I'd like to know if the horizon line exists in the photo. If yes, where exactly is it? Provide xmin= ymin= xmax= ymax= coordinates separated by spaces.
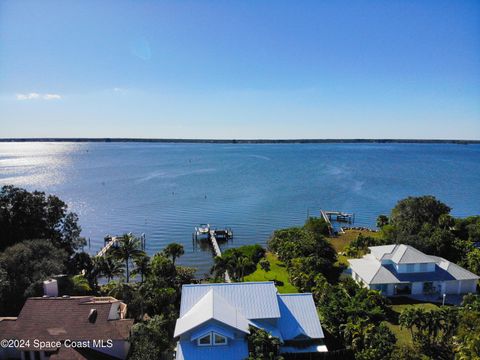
xmin=0 ymin=138 xmax=479 ymax=144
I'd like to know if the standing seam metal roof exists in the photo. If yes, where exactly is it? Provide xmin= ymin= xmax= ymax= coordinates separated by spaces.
xmin=277 ymin=294 xmax=325 ymax=340
xmin=174 ymin=289 xmax=250 ymax=338
xmin=179 ymin=282 xmax=280 ymax=319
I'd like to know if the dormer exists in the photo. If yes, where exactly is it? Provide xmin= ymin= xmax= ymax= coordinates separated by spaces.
xmin=190 ymin=324 xmax=234 ymax=347
xmin=174 ymin=289 xmax=250 ymax=341
xmin=369 ymin=244 xmax=437 ymax=273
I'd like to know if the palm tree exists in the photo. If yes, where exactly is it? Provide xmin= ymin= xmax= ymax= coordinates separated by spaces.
xmin=71 ymin=274 xmax=91 ymax=295
xmin=113 ymin=233 xmax=145 ymax=282
xmin=237 ymin=256 xmax=253 ymax=281
xmin=211 ymin=256 xmax=230 ymax=280
xmin=163 ymin=243 xmax=184 ymax=265
xmin=132 ymin=253 xmax=151 ymax=283
xmin=99 ymin=255 xmax=125 ymax=282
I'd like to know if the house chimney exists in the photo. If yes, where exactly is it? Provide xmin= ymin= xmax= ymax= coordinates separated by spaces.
xmin=43 ymin=279 xmax=59 ymax=297
xmin=88 ymin=309 xmax=98 ymax=323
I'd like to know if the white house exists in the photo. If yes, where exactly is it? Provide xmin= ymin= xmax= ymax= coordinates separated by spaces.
xmin=173 ymin=281 xmax=327 ymax=360
xmin=348 ymin=244 xmax=479 ymax=297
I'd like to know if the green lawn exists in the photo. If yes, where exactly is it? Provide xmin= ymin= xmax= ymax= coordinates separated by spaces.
xmin=244 ymin=252 xmax=298 ymax=293
xmin=385 ymin=301 xmax=440 ymax=346
xmin=328 ymin=229 xmax=382 ymax=253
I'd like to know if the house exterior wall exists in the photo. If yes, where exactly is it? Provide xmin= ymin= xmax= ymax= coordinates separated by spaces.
xmin=387 ymin=284 xmax=395 ymax=296
xmin=177 ymin=337 xmax=248 ymax=360
xmin=411 ymin=282 xmax=423 ymax=295
xmin=369 ymin=284 xmax=395 ymax=296
xmin=396 ymin=263 xmax=435 ymax=273
xmin=444 ymin=281 xmax=458 ymax=294
xmin=351 ymin=271 xmax=368 ymax=288
xmin=0 ymin=347 xmax=19 ymax=360
xmin=459 ymin=280 xmax=477 ymax=294
xmin=95 ymin=340 xmax=130 ymax=359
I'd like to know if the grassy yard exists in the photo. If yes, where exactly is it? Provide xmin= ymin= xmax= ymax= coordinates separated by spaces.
xmin=328 ymin=229 xmax=382 ymax=253
xmin=384 ymin=300 xmax=440 ymax=346
xmin=244 ymin=252 xmax=298 ymax=293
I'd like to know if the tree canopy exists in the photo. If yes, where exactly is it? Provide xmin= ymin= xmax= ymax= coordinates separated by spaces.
xmin=0 ymin=239 xmax=67 ymax=315
xmin=268 ymin=218 xmax=337 ymax=286
xmin=0 ymin=185 xmax=84 ymax=254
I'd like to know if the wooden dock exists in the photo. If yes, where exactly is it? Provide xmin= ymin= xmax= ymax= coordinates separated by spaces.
xmin=320 ymin=210 xmax=335 ymax=236
xmin=209 ymin=230 xmax=231 ymax=283
xmin=96 ymin=233 xmax=146 ymax=257
xmin=320 ymin=210 xmax=355 ymax=236
xmin=324 ymin=210 xmax=355 ymax=223
xmin=209 ymin=230 xmax=222 ymax=257
xmin=96 ymin=236 xmax=119 ymax=257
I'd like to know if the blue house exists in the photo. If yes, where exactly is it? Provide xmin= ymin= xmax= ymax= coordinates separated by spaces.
xmin=173 ymin=282 xmax=327 ymax=360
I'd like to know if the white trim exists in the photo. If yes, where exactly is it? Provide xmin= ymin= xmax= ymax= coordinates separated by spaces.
xmin=197 ymin=333 xmax=212 ymax=346
xmin=196 ymin=332 xmax=228 ymax=347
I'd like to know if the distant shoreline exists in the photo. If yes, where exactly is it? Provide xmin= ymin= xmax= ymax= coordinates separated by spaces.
xmin=0 ymin=138 xmax=478 ymax=144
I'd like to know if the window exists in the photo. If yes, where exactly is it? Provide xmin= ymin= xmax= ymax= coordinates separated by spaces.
xmin=197 ymin=332 xmax=228 ymax=346
xmin=407 ymin=264 xmax=415 ymax=272
xmin=214 ymin=333 xmax=227 ymax=345
xmin=423 ymin=282 xmax=435 ymax=294
xmin=420 ymin=263 xmax=428 ymax=272
xmin=198 ymin=334 xmax=211 ymax=346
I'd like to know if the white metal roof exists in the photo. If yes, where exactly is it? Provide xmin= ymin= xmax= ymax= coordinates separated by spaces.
xmin=179 ymin=282 xmax=280 ymax=320
xmin=277 ymin=294 xmax=325 ymax=340
xmin=174 ymin=289 xmax=250 ymax=338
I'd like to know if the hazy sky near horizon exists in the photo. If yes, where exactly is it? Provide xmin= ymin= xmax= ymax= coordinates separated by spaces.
xmin=1 ymin=0 xmax=479 ymax=139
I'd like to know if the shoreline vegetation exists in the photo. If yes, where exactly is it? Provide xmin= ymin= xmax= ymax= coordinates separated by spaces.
xmin=0 ymin=138 xmax=479 ymax=144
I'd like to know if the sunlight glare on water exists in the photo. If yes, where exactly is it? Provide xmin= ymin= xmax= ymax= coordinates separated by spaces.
xmin=0 ymin=142 xmax=479 ymax=274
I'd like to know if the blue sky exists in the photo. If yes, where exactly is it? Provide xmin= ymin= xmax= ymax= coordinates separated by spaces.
xmin=1 ymin=0 xmax=479 ymax=139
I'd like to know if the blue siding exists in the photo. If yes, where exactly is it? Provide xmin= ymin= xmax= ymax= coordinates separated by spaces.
xmin=177 ymin=338 xmax=249 ymax=360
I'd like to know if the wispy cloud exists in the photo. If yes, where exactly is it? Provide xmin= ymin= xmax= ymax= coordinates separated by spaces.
xmin=16 ymin=92 xmax=62 ymax=100
xmin=16 ymin=93 xmax=40 ymax=100
xmin=43 ymin=93 xmax=61 ymax=100
xmin=112 ymin=87 xmax=128 ymax=94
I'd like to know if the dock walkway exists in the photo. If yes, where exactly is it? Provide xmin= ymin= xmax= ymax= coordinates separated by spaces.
xmin=320 ymin=209 xmax=355 ymax=236
xmin=320 ymin=210 xmax=335 ymax=236
xmin=96 ymin=236 xmax=119 ymax=257
xmin=209 ymin=230 xmax=231 ymax=283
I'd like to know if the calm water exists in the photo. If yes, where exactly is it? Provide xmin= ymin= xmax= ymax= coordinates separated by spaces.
xmin=0 ymin=142 xmax=479 ymax=274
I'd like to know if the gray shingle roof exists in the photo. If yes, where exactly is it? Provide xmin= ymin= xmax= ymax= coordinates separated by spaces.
xmin=430 ymin=256 xmax=480 ymax=280
xmin=390 ymin=245 xmax=436 ymax=264
xmin=348 ymin=257 xmax=402 ymax=284
xmin=350 ymin=245 xmax=479 ymax=285
xmin=369 ymin=245 xmax=396 ymax=261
